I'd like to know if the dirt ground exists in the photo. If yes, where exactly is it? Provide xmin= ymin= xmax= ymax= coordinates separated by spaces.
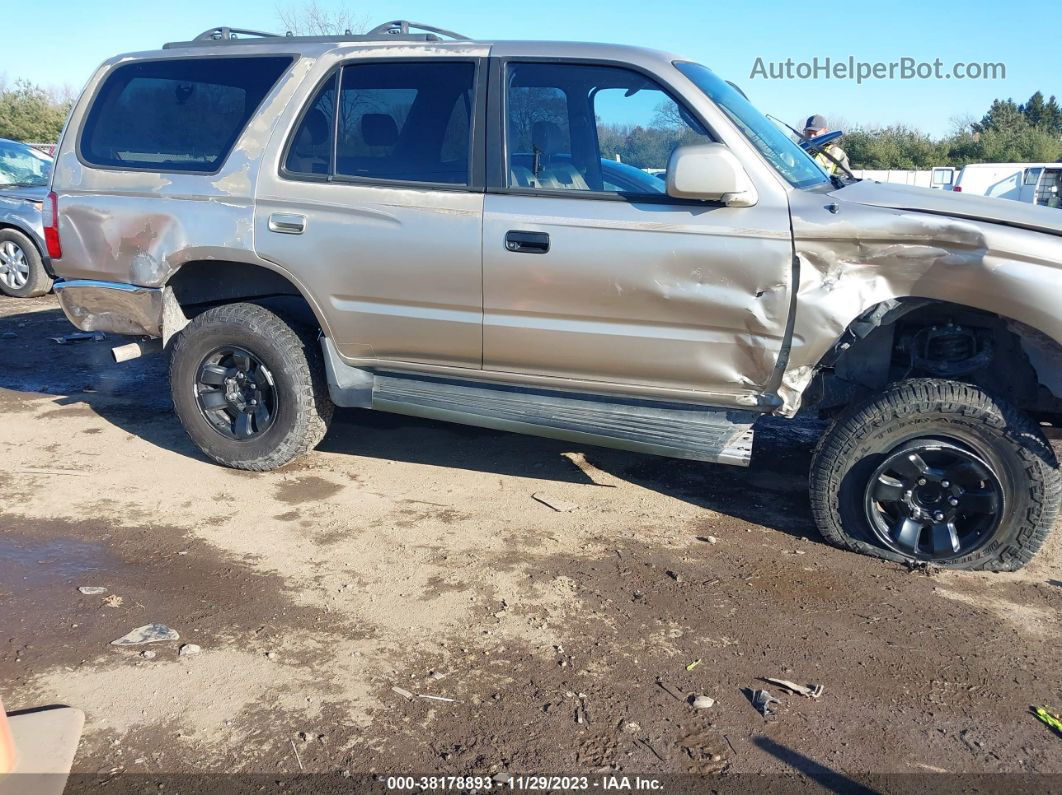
xmin=1 ymin=294 xmax=1059 ymax=789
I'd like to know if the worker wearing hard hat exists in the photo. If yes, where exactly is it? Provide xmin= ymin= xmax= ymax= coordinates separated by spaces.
xmin=803 ymin=114 xmax=851 ymax=176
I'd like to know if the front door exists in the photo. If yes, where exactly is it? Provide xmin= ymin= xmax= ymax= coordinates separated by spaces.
xmin=255 ymin=58 xmax=485 ymax=369
xmin=482 ymin=60 xmax=794 ymax=404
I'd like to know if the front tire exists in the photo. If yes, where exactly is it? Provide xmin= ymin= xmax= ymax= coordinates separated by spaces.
xmin=809 ymin=379 xmax=1060 ymax=570
xmin=170 ymin=302 xmax=333 ymax=471
xmin=0 ymin=228 xmax=52 ymax=298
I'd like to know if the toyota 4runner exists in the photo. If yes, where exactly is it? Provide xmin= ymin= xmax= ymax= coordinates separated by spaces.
xmin=45 ymin=21 xmax=1062 ymax=570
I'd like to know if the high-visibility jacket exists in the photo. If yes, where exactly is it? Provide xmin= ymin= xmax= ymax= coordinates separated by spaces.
xmin=814 ymin=144 xmax=850 ymax=176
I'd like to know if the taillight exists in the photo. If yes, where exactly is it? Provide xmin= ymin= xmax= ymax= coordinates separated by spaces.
xmin=952 ymin=186 xmax=962 ymax=193
xmin=43 ymin=190 xmax=62 ymax=259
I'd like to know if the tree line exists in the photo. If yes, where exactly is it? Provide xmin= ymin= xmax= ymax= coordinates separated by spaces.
xmin=838 ymin=92 xmax=1062 ymax=169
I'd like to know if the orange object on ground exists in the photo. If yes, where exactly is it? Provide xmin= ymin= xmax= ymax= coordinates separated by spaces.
xmin=0 ymin=697 xmax=15 ymax=775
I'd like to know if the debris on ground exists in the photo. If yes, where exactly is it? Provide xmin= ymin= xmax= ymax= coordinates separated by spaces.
xmin=266 ymin=651 xmax=277 ymax=660
xmin=140 ymin=650 xmax=156 ymax=660
xmin=391 ymin=686 xmax=414 ymax=700
xmin=685 ymin=658 xmax=702 ymax=671
xmin=634 ymin=738 xmax=667 ymax=763
xmin=1032 ymin=706 xmax=1062 ymax=737
xmin=764 ymin=678 xmax=824 ymax=698
xmin=49 ymin=331 xmax=105 ymax=345
xmin=102 ymin=594 xmax=123 ymax=607
xmin=418 ymin=694 xmax=457 ymax=703
xmin=111 ymin=624 xmax=179 ymax=646
xmin=531 ymin=492 xmax=578 ymax=512
xmin=690 ymin=695 xmax=715 ymax=710
xmin=77 ymin=586 xmax=107 ymax=595
xmin=667 ymin=570 xmax=684 ymax=583
xmin=289 ymin=739 xmax=304 ymax=771
xmin=178 ymin=644 xmax=202 ymax=657
xmin=752 ymin=689 xmax=780 ymax=718
xmin=656 ymin=679 xmax=685 ymax=702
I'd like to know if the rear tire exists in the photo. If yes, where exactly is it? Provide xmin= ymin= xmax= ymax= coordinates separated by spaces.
xmin=170 ymin=302 xmax=333 ymax=470
xmin=0 ymin=228 xmax=52 ymax=298
xmin=809 ymin=378 xmax=1060 ymax=571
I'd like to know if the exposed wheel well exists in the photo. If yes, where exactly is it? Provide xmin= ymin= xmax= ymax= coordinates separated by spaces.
xmin=166 ymin=260 xmax=322 ymax=331
xmin=804 ymin=298 xmax=1062 ymax=424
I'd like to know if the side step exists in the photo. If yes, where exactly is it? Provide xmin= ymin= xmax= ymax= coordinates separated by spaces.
xmin=371 ymin=372 xmax=757 ymax=466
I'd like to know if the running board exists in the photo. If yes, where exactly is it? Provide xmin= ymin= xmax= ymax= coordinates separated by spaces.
xmin=372 ymin=372 xmax=756 ymax=466
xmin=320 ymin=339 xmax=757 ymax=466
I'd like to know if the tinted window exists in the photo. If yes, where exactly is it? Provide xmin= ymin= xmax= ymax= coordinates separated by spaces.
xmin=81 ymin=57 xmax=291 ymax=172
xmin=286 ymin=75 xmax=336 ymax=176
xmin=506 ymin=63 xmax=707 ymax=194
xmin=335 ymin=62 xmax=475 ymax=185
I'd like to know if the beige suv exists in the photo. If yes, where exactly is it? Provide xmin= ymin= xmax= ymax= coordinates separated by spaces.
xmin=46 ymin=21 xmax=1062 ymax=570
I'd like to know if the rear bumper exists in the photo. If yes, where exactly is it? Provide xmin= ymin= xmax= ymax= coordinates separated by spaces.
xmin=54 ymin=280 xmax=164 ymax=337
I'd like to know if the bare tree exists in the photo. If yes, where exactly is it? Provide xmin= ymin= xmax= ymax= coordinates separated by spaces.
xmin=276 ymin=1 xmax=369 ymax=36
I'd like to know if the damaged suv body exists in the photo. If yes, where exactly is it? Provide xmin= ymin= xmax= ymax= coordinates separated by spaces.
xmin=47 ymin=22 xmax=1062 ymax=570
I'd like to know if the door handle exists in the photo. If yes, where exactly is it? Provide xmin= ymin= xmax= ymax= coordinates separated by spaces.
xmin=268 ymin=212 xmax=306 ymax=235
xmin=504 ymin=230 xmax=549 ymax=254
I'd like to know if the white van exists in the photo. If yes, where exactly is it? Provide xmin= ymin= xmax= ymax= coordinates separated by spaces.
xmin=954 ymin=163 xmax=1062 ymax=207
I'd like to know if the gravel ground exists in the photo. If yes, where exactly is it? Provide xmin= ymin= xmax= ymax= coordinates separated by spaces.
xmin=0 ymin=294 xmax=1059 ymax=790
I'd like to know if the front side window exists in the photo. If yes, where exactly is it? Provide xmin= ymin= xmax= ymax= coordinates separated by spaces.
xmin=506 ymin=63 xmax=709 ymax=195
xmin=334 ymin=61 xmax=475 ymax=185
xmin=81 ymin=57 xmax=292 ymax=172
xmin=0 ymin=141 xmax=52 ymax=187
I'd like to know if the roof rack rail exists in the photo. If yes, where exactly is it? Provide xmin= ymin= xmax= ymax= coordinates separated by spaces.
xmin=163 ymin=19 xmax=469 ymax=49
xmin=365 ymin=20 xmax=469 ymax=41
xmin=192 ymin=26 xmax=281 ymax=42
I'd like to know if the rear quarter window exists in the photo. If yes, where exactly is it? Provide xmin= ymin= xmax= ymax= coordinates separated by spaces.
xmin=80 ymin=56 xmax=292 ymax=173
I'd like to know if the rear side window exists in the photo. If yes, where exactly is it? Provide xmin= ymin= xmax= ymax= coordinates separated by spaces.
xmin=81 ymin=56 xmax=292 ymax=172
xmin=286 ymin=74 xmax=337 ymax=176
xmin=334 ymin=61 xmax=475 ymax=185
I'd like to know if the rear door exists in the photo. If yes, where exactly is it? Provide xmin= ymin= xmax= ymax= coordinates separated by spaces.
xmin=255 ymin=57 xmax=486 ymax=368
xmin=481 ymin=59 xmax=794 ymax=404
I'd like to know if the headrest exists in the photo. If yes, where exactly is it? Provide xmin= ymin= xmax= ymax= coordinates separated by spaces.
xmin=532 ymin=121 xmax=565 ymax=156
xmin=362 ymin=113 xmax=399 ymax=147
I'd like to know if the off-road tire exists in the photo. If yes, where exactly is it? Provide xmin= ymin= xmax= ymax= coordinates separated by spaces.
xmin=809 ymin=378 xmax=1060 ymax=570
xmin=170 ymin=302 xmax=333 ymax=470
xmin=0 ymin=228 xmax=52 ymax=298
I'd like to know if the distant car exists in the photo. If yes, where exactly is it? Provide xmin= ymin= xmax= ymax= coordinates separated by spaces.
xmin=0 ymin=138 xmax=53 ymax=297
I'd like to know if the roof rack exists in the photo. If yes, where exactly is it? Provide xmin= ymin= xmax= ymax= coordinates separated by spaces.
xmin=163 ymin=19 xmax=469 ymax=49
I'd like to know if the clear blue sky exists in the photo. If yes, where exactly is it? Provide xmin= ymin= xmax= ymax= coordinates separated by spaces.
xmin=3 ymin=0 xmax=1056 ymax=137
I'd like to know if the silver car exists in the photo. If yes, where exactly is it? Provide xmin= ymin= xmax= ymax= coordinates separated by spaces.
xmin=46 ymin=21 xmax=1062 ymax=570
xmin=0 ymin=138 xmax=53 ymax=297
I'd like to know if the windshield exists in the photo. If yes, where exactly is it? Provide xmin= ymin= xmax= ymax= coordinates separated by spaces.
xmin=0 ymin=141 xmax=52 ymax=188
xmin=674 ymin=62 xmax=830 ymax=190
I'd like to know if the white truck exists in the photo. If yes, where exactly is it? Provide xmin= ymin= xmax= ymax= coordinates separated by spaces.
xmin=851 ymin=168 xmax=957 ymax=190
xmin=953 ymin=163 xmax=1062 ymax=207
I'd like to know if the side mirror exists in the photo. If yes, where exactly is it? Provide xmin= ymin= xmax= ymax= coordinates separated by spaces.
xmin=666 ymin=143 xmax=758 ymax=207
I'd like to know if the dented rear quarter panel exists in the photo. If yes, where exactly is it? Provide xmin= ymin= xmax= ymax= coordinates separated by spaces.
xmin=780 ymin=185 xmax=1062 ymax=413
xmin=49 ymin=47 xmax=321 ymax=288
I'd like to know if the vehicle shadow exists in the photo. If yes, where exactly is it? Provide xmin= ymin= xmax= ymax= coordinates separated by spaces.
xmin=752 ymin=736 xmax=879 ymax=794
xmin=0 ymin=302 xmax=826 ymax=532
